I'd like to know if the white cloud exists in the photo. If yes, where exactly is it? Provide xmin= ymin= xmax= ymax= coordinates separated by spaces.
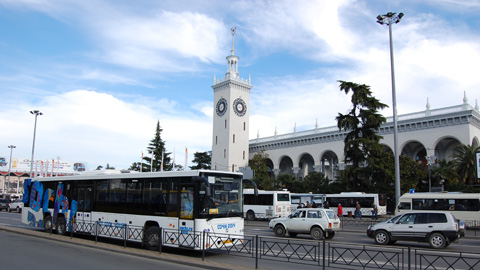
xmin=0 ymin=90 xmax=212 ymax=170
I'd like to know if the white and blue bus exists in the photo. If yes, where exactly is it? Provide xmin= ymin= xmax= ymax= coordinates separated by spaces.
xmin=22 ymin=170 xmax=249 ymax=250
xmin=325 ymin=192 xmax=387 ymax=217
xmin=396 ymin=192 xmax=480 ymax=221
xmin=243 ymin=189 xmax=291 ymax=220
xmin=290 ymin=193 xmax=326 ymax=211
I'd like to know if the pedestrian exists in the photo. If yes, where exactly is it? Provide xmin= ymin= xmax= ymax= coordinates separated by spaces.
xmin=324 ymin=201 xmax=329 ymax=209
xmin=312 ymin=201 xmax=317 ymax=208
xmin=305 ymin=201 xmax=311 ymax=208
xmin=371 ymin=203 xmax=378 ymax=219
xmin=337 ymin=203 xmax=343 ymax=218
xmin=297 ymin=203 xmax=303 ymax=209
xmin=354 ymin=201 xmax=362 ymax=219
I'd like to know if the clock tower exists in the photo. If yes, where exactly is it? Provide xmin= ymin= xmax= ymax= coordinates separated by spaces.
xmin=212 ymin=27 xmax=252 ymax=172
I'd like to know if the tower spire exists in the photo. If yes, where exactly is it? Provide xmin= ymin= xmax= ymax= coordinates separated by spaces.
xmin=231 ymin=26 xmax=236 ymax=56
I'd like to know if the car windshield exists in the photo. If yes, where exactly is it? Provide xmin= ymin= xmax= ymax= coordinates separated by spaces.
xmin=198 ymin=174 xmax=243 ymax=219
xmin=388 ymin=215 xmax=402 ymax=223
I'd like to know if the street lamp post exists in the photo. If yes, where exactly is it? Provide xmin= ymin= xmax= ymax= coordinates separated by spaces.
xmin=426 ymin=155 xmax=436 ymax=192
xmin=377 ymin=12 xmax=404 ymax=205
xmin=30 ymin=110 xmax=43 ymax=178
xmin=5 ymin=145 xmax=16 ymax=194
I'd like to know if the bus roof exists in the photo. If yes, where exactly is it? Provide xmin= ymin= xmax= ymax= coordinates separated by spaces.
xmin=400 ymin=192 xmax=480 ymax=199
xmin=243 ymin=189 xmax=289 ymax=194
xmin=30 ymin=169 xmax=243 ymax=182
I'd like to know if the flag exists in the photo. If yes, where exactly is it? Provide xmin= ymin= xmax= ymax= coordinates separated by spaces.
xmin=172 ymin=147 xmax=176 ymax=171
xmin=151 ymin=151 xmax=154 ymax=172
xmin=160 ymin=149 xmax=164 ymax=172
xmin=184 ymin=147 xmax=188 ymax=170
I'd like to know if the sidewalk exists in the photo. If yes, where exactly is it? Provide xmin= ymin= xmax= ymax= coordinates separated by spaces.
xmin=0 ymin=224 xmax=260 ymax=270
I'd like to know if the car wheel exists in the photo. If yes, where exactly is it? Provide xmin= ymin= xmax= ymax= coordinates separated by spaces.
xmin=274 ymin=225 xmax=286 ymax=237
xmin=310 ymin=227 xmax=324 ymax=240
xmin=288 ymin=232 xmax=297 ymax=237
xmin=246 ymin=210 xmax=255 ymax=221
xmin=16 ymin=207 xmax=21 ymax=213
xmin=325 ymin=231 xmax=335 ymax=240
xmin=144 ymin=226 xmax=162 ymax=250
xmin=44 ymin=215 xmax=53 ymax=232
xmin=56 ymin=216 xmax=67 ymax=235
xmin=374 ymin=230 xmax=390 ymax=245
xmin=429 ymin=233 xmax=446 ymax=249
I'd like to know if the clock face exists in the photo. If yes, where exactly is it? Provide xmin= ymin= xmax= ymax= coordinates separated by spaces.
xmin=233 ymin=98 xmax=247 ymax=117
xmin=216 ymin=98 xmax=228 ymax=116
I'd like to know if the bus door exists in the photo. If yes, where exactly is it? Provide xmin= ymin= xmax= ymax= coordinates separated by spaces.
xmin=178 ymin=184 xmax=196 ymax=248
xmin=76 ymin=185 xmax=93 ymax=233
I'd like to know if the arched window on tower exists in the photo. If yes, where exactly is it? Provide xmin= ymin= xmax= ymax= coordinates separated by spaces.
xmin=216 ymin=136 xmax=218 ymax=145
xmin=225 ymin=119 xmax=227 ymax=129
xmin=243 ymin=151 xmax=245 ymax=160
xmin=224 ymin=149 xmax=226 ymax=158
xmin=233 ymin=134 xmax=235 ymax=143
xmin=243 ymin=122 xmax=246 ymax=131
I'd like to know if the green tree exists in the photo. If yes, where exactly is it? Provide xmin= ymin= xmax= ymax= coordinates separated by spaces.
xmin=453 ymin=144 xmax=480 ymax=185
xmin=278 ymin=174 xmax=302 ymax=192
xmin=128 ymin=162 xmax=141 ymax=171
xmin=335 ymin=81 xmax=388 ymax=190
xmin=142 ymin=121 xmax=172 ymax=172
xmin=250 ymin=150 xmax=274 ymax=190
xmin=431 ymin=159 xmax=458 ymax=189
xmin=190 ymin=151 xmax=211 ymax=170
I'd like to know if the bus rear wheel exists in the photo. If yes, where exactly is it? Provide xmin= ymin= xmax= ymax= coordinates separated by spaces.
xmin=144 ymin=226 xmax=161 ymax=250
xmin=246 ymin=210 xmax=255 ymax=221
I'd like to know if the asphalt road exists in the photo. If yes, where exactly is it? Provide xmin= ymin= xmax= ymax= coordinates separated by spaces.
xmin=1 ymin=211 xmax=479 ymax=270
xmin=0 ymin=229 xmax=203 ymax=270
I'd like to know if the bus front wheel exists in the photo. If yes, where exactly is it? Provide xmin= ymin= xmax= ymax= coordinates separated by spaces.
xmin=144 ymin=226 xmax=161 ymax=250
xmin=56 ymin=216 xmax=67 ymax=235
xmin=44 ymin=215 xmax=53 ymax=232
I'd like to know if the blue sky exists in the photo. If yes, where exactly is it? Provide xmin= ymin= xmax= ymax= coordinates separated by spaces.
xmin=1 ymin=0 xmax=479 ymax=170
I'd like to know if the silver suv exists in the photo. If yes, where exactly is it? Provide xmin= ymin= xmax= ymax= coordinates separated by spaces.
xmin=269 ymin=208 xmax=341 ymax=240
xmin=367 ymin=211 xmax=461 ymax=249
xmin=8 ymin=198 xmax=23 ymax=213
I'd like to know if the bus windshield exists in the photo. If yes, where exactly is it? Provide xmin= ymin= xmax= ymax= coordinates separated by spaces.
xmin=198 ymin=174 xmax=243 ymax=219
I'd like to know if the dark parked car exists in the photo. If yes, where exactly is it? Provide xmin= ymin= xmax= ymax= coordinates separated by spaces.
xmin=0 ymin=198 xmax=9 ymax=211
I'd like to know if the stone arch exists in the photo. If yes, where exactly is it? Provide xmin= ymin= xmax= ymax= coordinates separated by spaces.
xmin=381 ymin=144 xmax=393 ymax=154
xmin=320 ymin=150 xmax=339 ymax=181
xmin=278 ymin=155 xmax=294 ymax=175
xmin=472 ymin=136 xmax=479 ymax=148
xmin=297 ymin=153 xmax=315 ymax=180
xmin=434 ymin=136 xmax=462 ymax=161
xmin=265 ymin=158 xmax=274 ymax=178
xmin=401 ymin=140 xmax=426 ymax=163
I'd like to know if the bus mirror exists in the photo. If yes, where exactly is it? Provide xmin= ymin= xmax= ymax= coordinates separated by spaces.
xmin=242 ymin=179 xmax=258 ymax=196
xmin=193 ymin=176 xmax=211 ymax=197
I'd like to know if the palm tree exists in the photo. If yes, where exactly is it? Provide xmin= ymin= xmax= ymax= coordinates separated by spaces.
xmin=453 ymin=144 xmax=480 ymax=185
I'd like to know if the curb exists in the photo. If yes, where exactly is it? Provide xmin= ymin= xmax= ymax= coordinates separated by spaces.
xmin=0 ymin=224 xmax=259 ymax=270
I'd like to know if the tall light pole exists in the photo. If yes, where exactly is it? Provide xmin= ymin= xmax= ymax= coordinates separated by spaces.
xmin=5 ymin=145 xmax=16 ymax=194
xmin=426 ymin=155 xmax=436 ymax=192
xmin=30 ymin=110 xmax=43 ymax=178
xmin=377 ymin=12 xmax=404 ymax=205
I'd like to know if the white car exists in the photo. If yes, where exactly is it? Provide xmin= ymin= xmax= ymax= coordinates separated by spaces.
xmin=8 ymin=198 xmax=23 ymax=213
xmin=269 ymin=208 xmax=341 ymax=240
